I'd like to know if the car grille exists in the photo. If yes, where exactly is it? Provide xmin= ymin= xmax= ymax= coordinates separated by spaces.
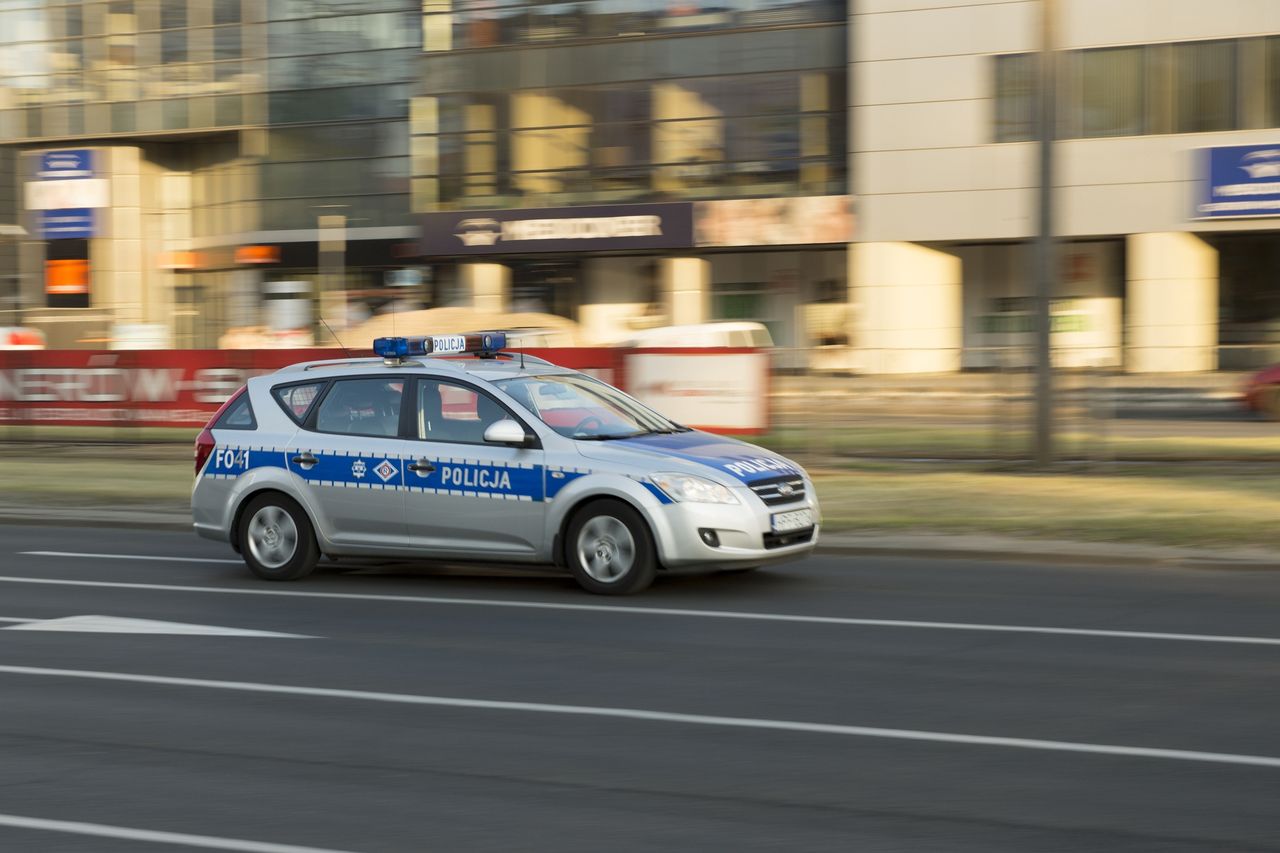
xmin=749 ymin=475 xmax=806 ymax=506
xmin=763 ymin=527 xmax=815 ymax=549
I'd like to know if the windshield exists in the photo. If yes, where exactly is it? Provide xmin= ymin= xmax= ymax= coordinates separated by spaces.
xmin=495 ymin=374 xmax=687 ymax=440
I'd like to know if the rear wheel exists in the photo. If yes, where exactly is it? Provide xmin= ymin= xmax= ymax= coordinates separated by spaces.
xmin=566 ymin=500 xmax=657 ymax=595
xmin=238 ymin=493 xmax=319 ymax=581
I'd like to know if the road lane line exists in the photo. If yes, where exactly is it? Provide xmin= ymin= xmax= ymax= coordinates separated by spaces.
xmin=0 ymin=617 xmax=36 ymax=623
xmin=22 ymin=550 xmax=242 ymax=565
xmin=3 ymin=571 xmax=1280 ymax=648
xmin=1 ymin=664 xmax=1277 ymax=770
xmin=0 ymin=813 xmax=356 ymax=853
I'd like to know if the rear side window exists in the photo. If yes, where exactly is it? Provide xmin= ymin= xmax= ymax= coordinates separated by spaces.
xmin=273 ymin=381 xmax=325 ymax=425
xmin=214 ymin=390 xmax=256 ymax=430
xmin=315 ymin=378 xmax=404 ymax=438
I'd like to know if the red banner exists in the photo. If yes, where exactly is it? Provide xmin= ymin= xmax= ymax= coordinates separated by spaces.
xmin=0 ymin=349 xmax=624 ymax=428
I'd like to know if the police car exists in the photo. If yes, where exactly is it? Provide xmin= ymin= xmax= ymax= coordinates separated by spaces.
xmin=192 ymin=332 xmax=818 ymax=594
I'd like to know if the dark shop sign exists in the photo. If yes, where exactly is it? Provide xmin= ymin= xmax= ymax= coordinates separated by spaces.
xmin=419 ymin=203 xmax=695 ymax=255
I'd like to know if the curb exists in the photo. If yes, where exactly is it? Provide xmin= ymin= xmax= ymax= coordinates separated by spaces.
xmin=0 ymin=507 xmax=192 ymax=532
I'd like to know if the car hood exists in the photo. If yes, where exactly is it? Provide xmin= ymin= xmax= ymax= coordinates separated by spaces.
xmin=574 ymin=430 xmax=802 ymax=484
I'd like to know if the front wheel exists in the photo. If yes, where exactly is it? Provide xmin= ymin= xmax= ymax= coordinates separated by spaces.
xmin=239 ymin=493 xmax=319 ymax=581
xmin=566 ymin=500 xmax=657 ymax=595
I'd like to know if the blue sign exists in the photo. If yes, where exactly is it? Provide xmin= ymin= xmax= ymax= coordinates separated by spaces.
xmin=41 ymin=209 xmax=94 ymax=239
xmin=39 ymin=149 xmax=94 ymax=179
xmin=37 ymin=149 xmax=97 ymax=239
xmin=1195 ymin=144 xmax=1280 ymax=219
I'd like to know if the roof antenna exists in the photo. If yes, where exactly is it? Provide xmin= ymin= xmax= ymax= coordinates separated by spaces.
xmin=318 ymin=314 xmax=353 ymax=359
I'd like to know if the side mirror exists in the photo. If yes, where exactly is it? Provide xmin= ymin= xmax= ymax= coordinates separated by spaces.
xmin=484 ymin=418 xmax=533 ymax=447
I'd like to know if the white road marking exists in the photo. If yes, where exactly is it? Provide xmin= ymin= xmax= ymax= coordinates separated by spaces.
xmin=0 ymin=617 xmax=36 ymax=624
xmin=4 ymin=568 xmax=1280 ymax=648
xmin=0 ymin=664 xmax=1277 ymax=770
xmin=0 ymin=813 xmax=356 ymax=852
xmin=22 ymin=550 xmax=242 ymax=565
xmin=3 ymin=615 xmax=312 ymax=638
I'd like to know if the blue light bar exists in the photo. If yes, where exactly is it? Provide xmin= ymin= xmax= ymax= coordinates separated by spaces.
xmin=373 ymin=332 xmax=507 ymax=359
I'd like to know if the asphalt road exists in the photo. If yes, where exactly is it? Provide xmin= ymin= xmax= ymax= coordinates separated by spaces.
xmin=0 ymin=525 xmax=1277 ymax=852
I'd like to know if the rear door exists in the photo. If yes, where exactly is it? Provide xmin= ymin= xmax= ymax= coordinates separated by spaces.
xmin=280 ymin=375 xmax=411 ymax=549
xmin=401 ymin=375 xmax=546 ymax=557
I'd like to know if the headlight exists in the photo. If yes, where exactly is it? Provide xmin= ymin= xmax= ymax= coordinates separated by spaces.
xmin=651 ymin=473 xmax=740 ymax=505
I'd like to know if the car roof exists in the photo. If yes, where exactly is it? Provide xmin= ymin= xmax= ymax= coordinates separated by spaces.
xmin=267 ymin=355 xmax=581 ymax=384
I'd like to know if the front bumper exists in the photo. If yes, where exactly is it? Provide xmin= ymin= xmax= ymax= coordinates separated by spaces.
xmin=648 ymin=488 xmax=820 ymax=569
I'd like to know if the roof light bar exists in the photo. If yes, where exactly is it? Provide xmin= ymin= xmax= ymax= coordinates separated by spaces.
xmin=373 ymin=332 xmax=507 ymax=359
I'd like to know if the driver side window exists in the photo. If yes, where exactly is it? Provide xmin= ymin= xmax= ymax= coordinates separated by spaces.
xmin=417 ymin=379 xmax=511 ymax=444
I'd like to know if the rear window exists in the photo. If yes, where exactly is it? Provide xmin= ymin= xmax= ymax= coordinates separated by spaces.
xmin=273 ymin=381 xmax=325 ymax=425
xmin=214 ymin=390 xmax=256 ymax=430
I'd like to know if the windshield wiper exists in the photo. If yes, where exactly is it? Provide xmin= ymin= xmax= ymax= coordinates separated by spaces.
xmin=572 ymin=431 xmax=647 ymax=441
xmin=636 ymin=426 xmax=690 ymax=435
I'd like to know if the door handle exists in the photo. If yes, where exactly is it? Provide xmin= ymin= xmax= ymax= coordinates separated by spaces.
xmin=291 ymin=452 xmax=317 ymax=468
xmin=409 ymin=460 xmax=435 ymax=474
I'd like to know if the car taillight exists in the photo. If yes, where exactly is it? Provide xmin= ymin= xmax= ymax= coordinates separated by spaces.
xmin=194 ymin=427 xmax=215 ymax=475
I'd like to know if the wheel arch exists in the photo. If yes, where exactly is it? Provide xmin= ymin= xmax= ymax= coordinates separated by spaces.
xmin=230 ymin=486 xmax=320 ymax=555
xmin=554 ymin=492 xmax=662 ymax=571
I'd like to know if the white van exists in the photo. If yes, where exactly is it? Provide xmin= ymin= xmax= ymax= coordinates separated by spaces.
xmin=622 ymin=322 xmax=774 ymax=349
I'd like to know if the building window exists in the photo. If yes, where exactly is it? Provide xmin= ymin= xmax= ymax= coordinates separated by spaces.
xmin=994 ymin=53 xmax=1036 ymax=143
xmin=1080 ymin=46 xmax=1144 ymax=138
xmin=1268 ymin=37 xmax=1280 ymax=127
xmin=1173 ymin=39 xmax=1237 ymax=133
xmin=995 ymin=38 xmax=1262 ymax=142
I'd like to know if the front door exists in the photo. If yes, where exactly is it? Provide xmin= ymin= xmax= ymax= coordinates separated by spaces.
xmin=402 ymin=376 xmax=546 ymax=557
xmin=284 ymin=376 xmax=410 ymax=549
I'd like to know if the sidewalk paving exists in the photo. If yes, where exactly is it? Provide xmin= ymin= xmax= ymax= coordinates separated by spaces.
xmin=1 ymin=502 xmax=1273 ymax=572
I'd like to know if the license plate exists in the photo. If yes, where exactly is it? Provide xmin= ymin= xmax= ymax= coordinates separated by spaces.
xmin=771 ymin=508 xmax=813 ymax=533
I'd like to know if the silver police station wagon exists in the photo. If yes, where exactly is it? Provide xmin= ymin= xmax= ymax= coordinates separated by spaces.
xmin=192 ymin=333 xmax=819 ymax=594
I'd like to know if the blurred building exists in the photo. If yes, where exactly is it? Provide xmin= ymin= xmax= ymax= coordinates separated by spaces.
xmin=0 ymin=0 xmax=416 ymax=348
xmin=0 ymin=0 xmax=848 ymax=356
xmin=411 ymin=0 xmax=850 ymax=359
xmin=4 ymin=0 xmax=1279 ymax=374
xmin=857 ymin=0 xmax=1280 ymax=373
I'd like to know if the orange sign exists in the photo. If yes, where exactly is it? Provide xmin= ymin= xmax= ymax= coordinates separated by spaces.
xmin=45 ymin=259 xmax=89 ymax=295
xmin=159 ymin=250 xmax=197 ymax=270
xmin=235 ymin=245 xmax=280 ymax=264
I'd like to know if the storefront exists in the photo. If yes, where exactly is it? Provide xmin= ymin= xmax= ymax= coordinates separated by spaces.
xmin=417 ymin=195 xmax=853 ymax=360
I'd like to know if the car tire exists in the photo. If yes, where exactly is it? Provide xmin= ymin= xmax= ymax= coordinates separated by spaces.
xmin=566 ymin=499 xmax=657 ymax=595
xmin=238 ymin=493 xmax=319 ymax=581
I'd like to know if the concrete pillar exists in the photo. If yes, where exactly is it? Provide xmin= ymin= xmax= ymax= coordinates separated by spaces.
xmin=660 ymin=256 xmax=709 ymax=326
xmin=1125 ymin=233 xmax=1218 ymax=373
xmin=460 ymin=262 xmax=510 ymax=314
xmin=850 ymin=241 xmax=962 ymax=374
xmin=101 ymin=146 xmax=143 ymax=324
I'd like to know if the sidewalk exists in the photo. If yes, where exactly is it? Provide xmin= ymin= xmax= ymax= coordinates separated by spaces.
xmin=1 ymin=502 xmax=1272 ymax=572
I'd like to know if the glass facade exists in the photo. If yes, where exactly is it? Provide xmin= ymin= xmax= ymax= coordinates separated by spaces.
xmin=412 ymin=7 xmax=846 ymax=210
xmin=0 ymin=1 xmax=416 ymax=233
xmin=1 ymin=0 xmax=849 ymax=351
xmin=0 ymin=0 xmax=261 ymax=139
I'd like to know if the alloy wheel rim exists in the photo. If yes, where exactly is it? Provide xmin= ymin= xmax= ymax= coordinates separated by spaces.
xmin=576 ymin=515 xmax=636 ymax=583
xmin=247 ymin=505 xmax=299 ymax=570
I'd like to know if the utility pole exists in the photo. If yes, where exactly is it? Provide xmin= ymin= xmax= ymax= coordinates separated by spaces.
xmin=1033 ymin=0 xmax=1057 ymax=467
